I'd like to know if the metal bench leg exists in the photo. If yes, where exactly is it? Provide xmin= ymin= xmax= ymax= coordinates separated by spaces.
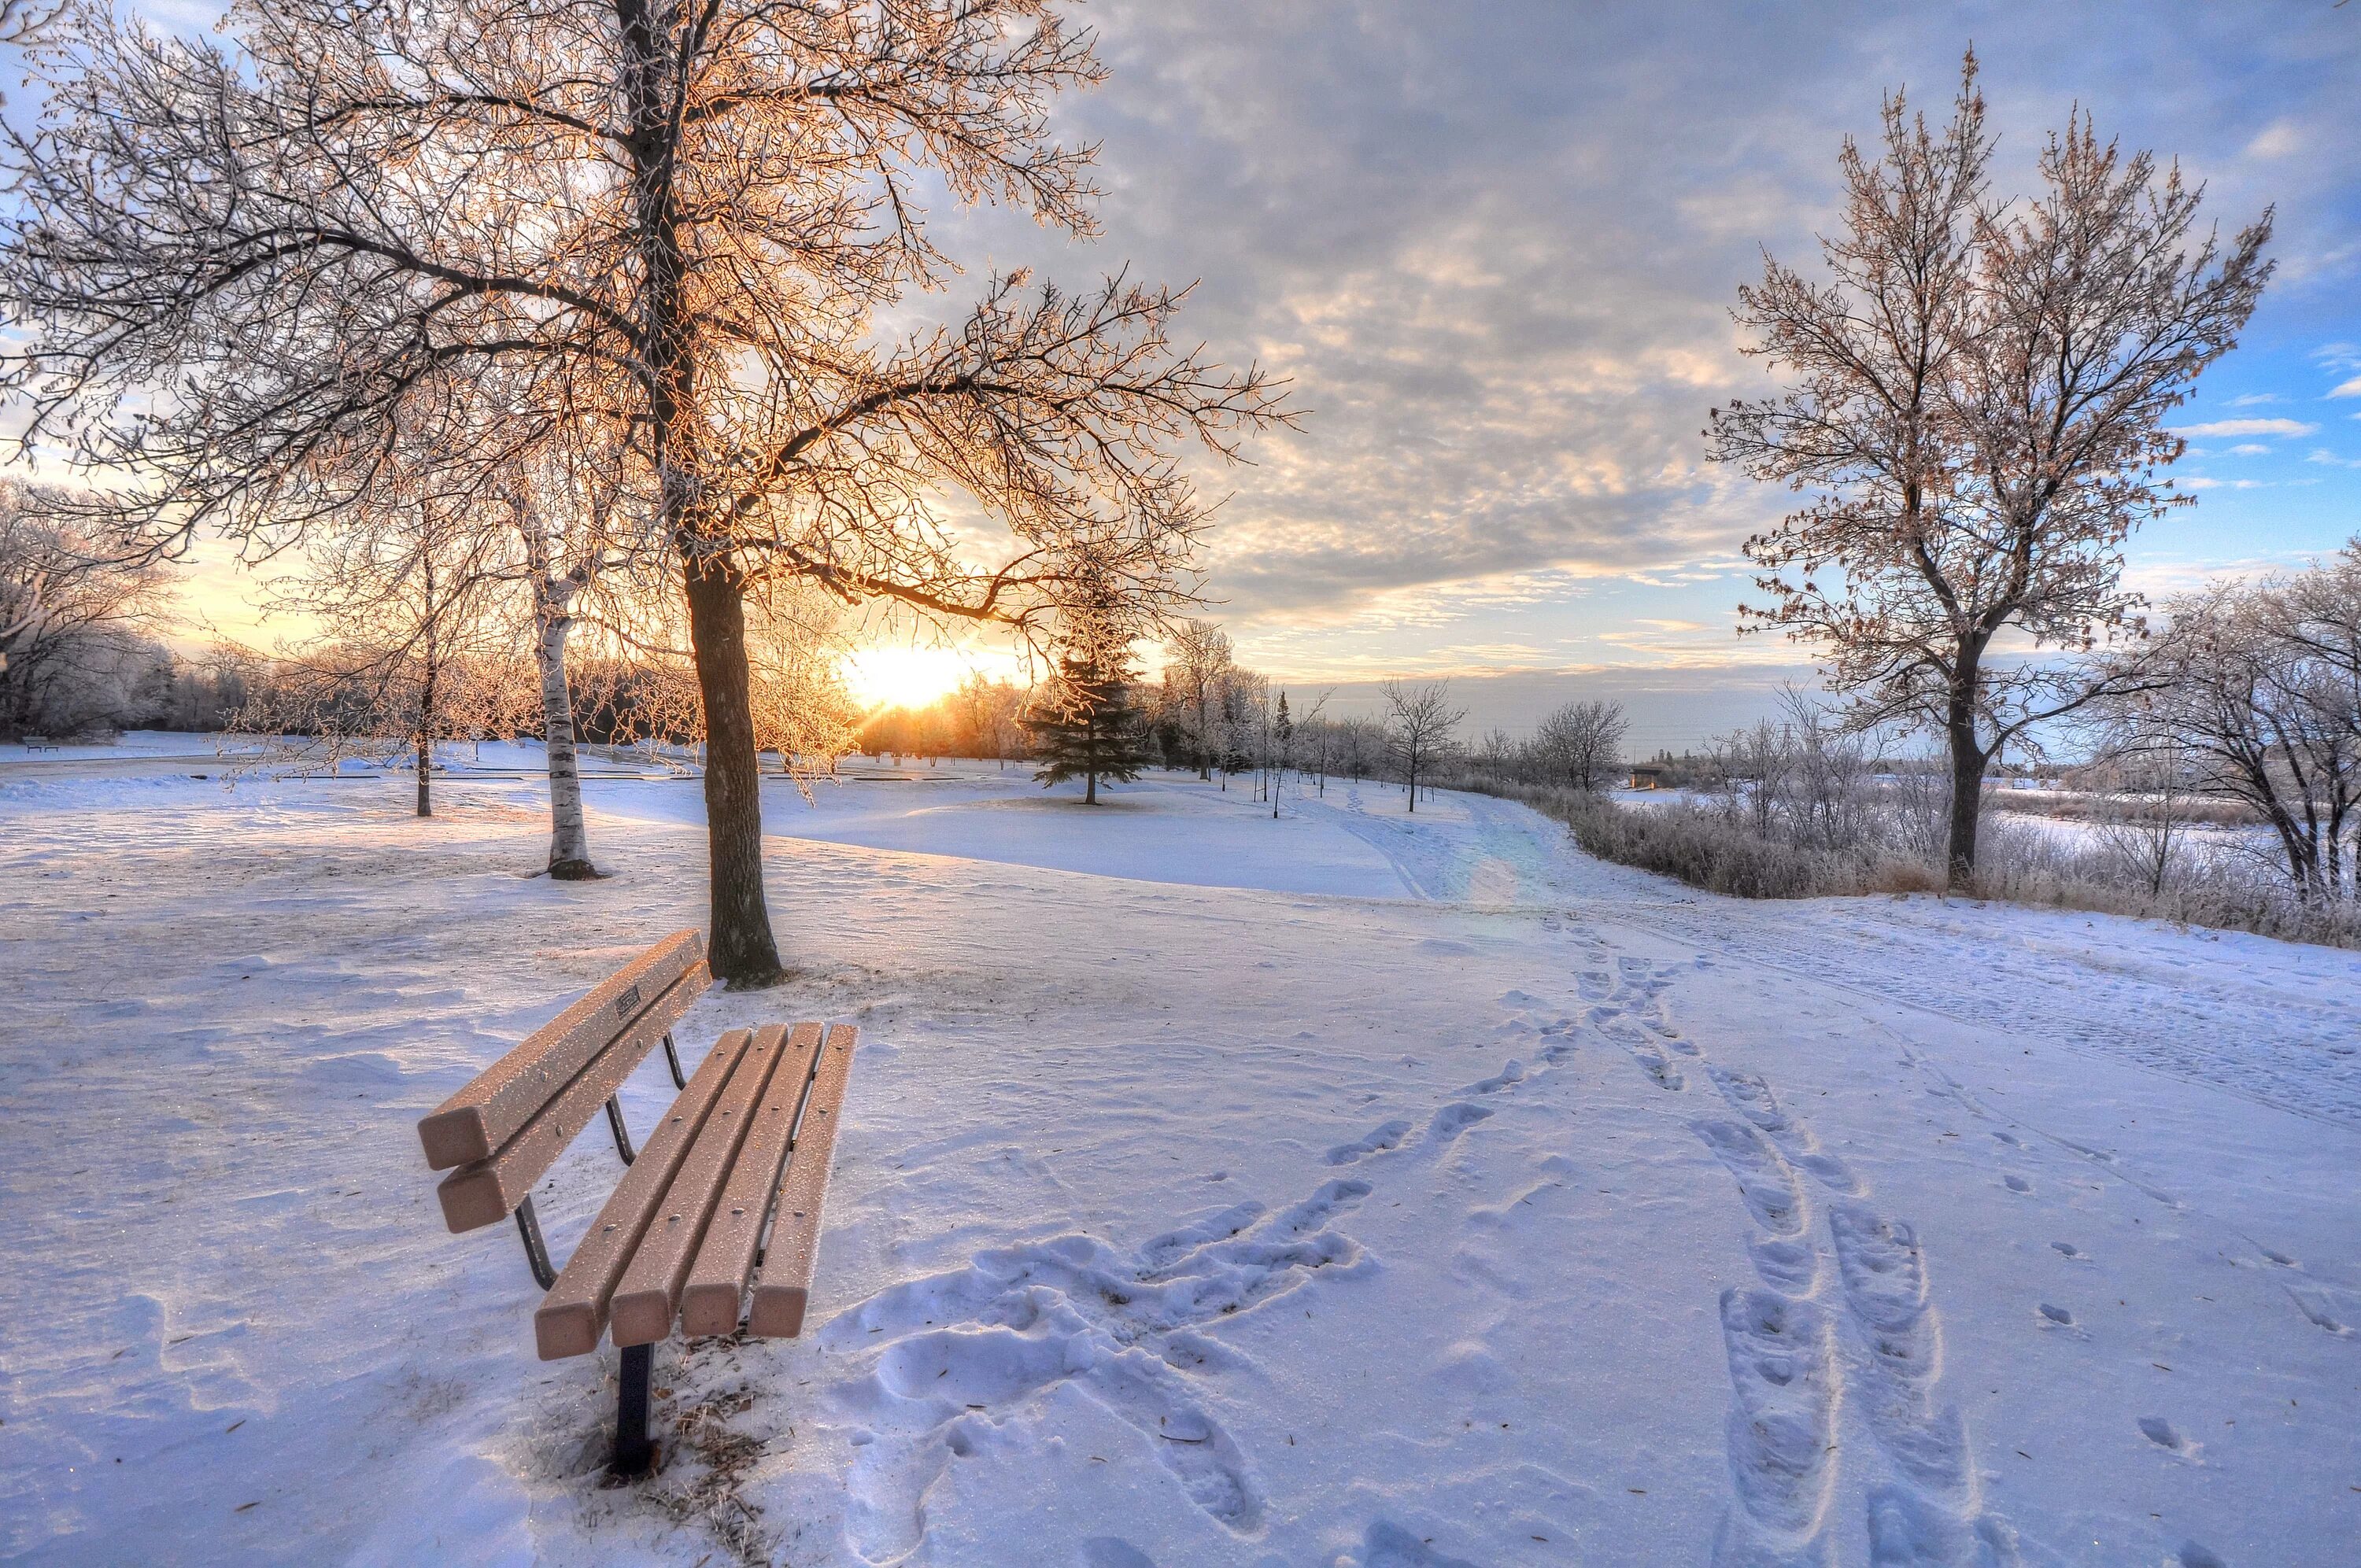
xmin=515 ymin=1195 xmax=557 ymax=1290
xmin=610 ymin=1341 xmax=656 ymax=1478
xmin=662 ymin=1031 xmax=686 ymax=1090
xmin=604 ymin=1096 xmax=637 ymax=1165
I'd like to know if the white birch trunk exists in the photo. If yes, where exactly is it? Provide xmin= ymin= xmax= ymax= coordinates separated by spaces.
xmin=517 ymin=496 xmax=600 ymax=880
xmin=534 ymin=583 xmax=597 ymax=878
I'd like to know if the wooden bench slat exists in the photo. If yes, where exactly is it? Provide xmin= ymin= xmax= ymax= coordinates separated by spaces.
xmin=607 ymin=1024 xmax=796 ymax=1346
xmin=532 ymin=1029 xmax=756 ymax=1360
xmin=432 ymin=962 xmax=708 ymax=1233
xmin=748 ymin=1024 xmax=859 ymax=1338
xmin=419 ymin=930 xmax=706 ymax=1169
xmin=678 ymin=1023 xmax=825 ymax=1337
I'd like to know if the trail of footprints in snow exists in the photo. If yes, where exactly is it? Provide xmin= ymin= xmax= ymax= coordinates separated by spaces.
xmin=1568 ymin=957 xmax=2022 ymax=1566
xmin=818 ymin=1097 xmax=1500 ymax=1559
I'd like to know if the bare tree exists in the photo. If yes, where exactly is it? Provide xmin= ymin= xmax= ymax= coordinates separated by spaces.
xmin=1471 ymin=725 xmax=1516 ymax=784
xmin=1535 ymin=699 xmax=1628 ymax=792
xmin=2107 ymin=556 xmax=2361 ymax=902
xmin=1382 ymin=679 xmax=1464 ymax=814
xmin=2094 ymin=729 xmax=2195 ymax=899
xmin=1707 ymin=53 xmax=2272 ymax=889
xmin=232 ymin=497 xmax=534 ymax=816
xmin=1164 ymin=618 xmax=1233 ymax=780
xmin=1213 ymin=662 xmax=1265 ymax=791
xmin=1271 ymin=687 xmax=1326 ymax=814
xmin=2 ymin=0 xmax=1293 ymax=983
xmin=0 ymin=482 xmax=169 ymax=736
xmin=1714 ymin=720 xmax=1794 ymax=842
xmin=2274 ymin=541 xmax=2361 ymax=897
xmin=742 ymin=581 xmax=863 ymax=783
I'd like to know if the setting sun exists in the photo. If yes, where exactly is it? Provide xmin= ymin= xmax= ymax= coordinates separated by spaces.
xmin=839 ymin=646 xmax=980 ymax=711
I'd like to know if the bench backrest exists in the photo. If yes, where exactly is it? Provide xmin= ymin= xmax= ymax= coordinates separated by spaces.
xmin=419 ymin=930 xmax=711 ymax=1232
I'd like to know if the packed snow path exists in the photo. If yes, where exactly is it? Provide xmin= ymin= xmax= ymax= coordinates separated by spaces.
xmin=3 ymin=754 xmax=2356 ymax=1565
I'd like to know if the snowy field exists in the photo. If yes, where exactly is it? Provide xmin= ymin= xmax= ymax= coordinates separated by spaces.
xmin=3 ymin=751 xmax=2358 ymax=1566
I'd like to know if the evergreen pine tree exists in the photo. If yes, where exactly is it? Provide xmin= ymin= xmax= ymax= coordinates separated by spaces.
xmin=1022 ymin=651 xmax=1151 ymax=804
xmin=1271 ymin=690 xmax=1292 ymax=817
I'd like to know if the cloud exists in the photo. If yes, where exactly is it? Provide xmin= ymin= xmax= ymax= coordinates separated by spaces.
xmin=2330 ymin=377 xmax=2361 ymax=398
xmin=2226 ymin=393 xmax=2282 ymax=407
xmin=2171 ymin=419 xmax=2318 ymax=438
xmin=2307 ymin=449 xmax=2361 ymax=470
xmin=2228 ymin=444 xmax=2270 ymax=456
xmin=2123 ymin=554 xmax=2318 ymax=599
xmin=928 ymin=1 xmax=2348 ymax=652
xmin=2245 ymin=119 xmax=2301 ymax=159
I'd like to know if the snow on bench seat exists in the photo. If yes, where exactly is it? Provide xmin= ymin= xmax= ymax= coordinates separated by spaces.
xmin=533 ymin=1027 xmax=757 ymax=1360
xmin=609 ymin=1023 xmax=808 ymax=1345
xmin=682 ymin=1024 xmax=826 ymax=1337
xmin=748 ymin=1024 xmax=859 ymax=1338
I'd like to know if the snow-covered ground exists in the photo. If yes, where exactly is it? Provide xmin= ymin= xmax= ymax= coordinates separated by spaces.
xmin=3 ymin=754 xmax=2357 ymax=1566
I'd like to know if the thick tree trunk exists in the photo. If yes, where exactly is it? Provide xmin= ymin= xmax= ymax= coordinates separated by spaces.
xmin=622 ymin=0 xmax=781 ymax=985
xmin=416 ymin=730 xmax=431 ymax=817
xmin=1944 ymin=711 xmax=1984 ymax=892
xmin=534 ymin=603 xmax=598 ymax=879
xmin=683 ymin=564 xmax=785 ymax=986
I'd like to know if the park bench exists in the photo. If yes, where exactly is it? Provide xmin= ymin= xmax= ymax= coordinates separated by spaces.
xmin=415 ymin=929 xmax=857 ymax=1476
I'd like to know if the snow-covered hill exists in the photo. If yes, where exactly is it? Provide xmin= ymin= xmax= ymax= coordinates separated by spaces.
xmin=3 ymin=758 xmax=2354 ymax=1566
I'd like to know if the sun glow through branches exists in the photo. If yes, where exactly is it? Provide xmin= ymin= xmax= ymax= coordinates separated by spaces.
xmin=840 ymin=646 xmax=985 ymax=711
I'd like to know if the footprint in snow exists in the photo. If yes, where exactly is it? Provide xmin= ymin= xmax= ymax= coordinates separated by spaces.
xmin=2137 ymin=1415 xmax=2200 ymax=1459
xmin=1706 ymin=1067 xmax=1861 ymax=1195
xmin=820 ymin=1181 xmax=1384 ymax=1552
xmin=2288 ymin=1289 xmax=2349 ymax=1336
xmin=1327 ymin=1102 xmax=1495 ymax=1168
xmin=1457 ymin=1059 xmax=1527 ymax=1095
xmin=1713 ymin=1287 xmax=1838 ymax=1543
xmin=1613 ymin=1031 xmax=1684 ymax=1091
xmin=1327 ymin=1119 xmax=1412 ymax=1166
xmin=1351 ymin=1518 xmax=1482 ymax=1568
xmin=1424 ymin=1101 xmax=1495 ymax=1149
xmin=2004 ymin=1175 xmax=2033 ymax=1194
xmin=1690 ymin=1120 xmax=1809 ymax=1240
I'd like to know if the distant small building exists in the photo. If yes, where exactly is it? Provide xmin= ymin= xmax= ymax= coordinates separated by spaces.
xmin=1625 ymin=766 xmax=1665 ymax=791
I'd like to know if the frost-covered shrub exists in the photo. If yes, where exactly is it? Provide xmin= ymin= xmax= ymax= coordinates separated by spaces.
xmin=1499 ymin=781 xmax=2361 ymax=950
xmin=1511 ymin=787 xmax=1859 ymax=899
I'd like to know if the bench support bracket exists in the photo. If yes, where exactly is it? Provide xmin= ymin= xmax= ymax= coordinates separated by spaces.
xmin=610 ymin=1341 xmax=656 ymax=1478
xmin=515 ymin=1195 xmax=557 ymax=1290
xmin=662 ymin=1031 xmax=686 ymax=1090
xmin=604 ymin=1095 xmax=637 ymax=1165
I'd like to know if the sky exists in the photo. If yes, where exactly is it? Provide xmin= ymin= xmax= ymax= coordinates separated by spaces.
xmin=98 ymin=2 xmax=2361 ymax=746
